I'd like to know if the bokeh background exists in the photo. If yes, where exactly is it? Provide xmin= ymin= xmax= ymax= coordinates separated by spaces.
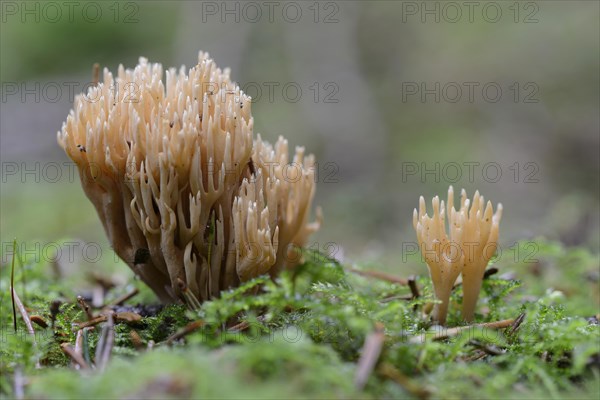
xmin=1 ymin=1 xmax=598 ymax=276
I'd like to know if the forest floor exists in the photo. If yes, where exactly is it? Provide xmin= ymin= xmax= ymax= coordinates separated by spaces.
xmin=0 ymin=239 xmax=599 ymax=399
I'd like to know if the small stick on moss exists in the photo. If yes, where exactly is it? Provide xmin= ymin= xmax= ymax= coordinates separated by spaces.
xmin=468 ymin=339 xmax=505 ymax=356
xmin=408 ymin=275 xmax=420 ymax=312
xmin=95 ymin=313 xmax=115 ymax=371
xmin=60 ymin=343 xmax=89 ymax=369
xmin=77 ymin=296 xmax=94 ymax=321
xmin=228 ymin=315 xmax=267 ymax=333
xmin=228 ymin=321 xmax=250 ymax=333
xmin=76 ymin=315 xmax=106 ymax=329
xmin=409 ymin=317 xmax=516 ymax=344
xmin=165 ymin=320 xmax=205 ymax=345
xmin=50 ymin=300 xmax=61 ymax=329
xmin=106 ymin=287 xmax=139 ymax=307
xmin=355 ymin=322 xmax=385 ymax=390
xmin=115 ymin=311 xmax=143 ymax=324
xmin=380 ymin=295 xmax=413 ymax=303
xmin=30 ymin=315 xmax=48 ymax=329
xmin=481 ymin=318 xmax=516 ymax=330
xmin=73 ymin=329 xmax=85 ymax=370
xmin=506 ymin=312 xmax=526 ymax=336
xmin=82 ymin=327 xmax=93 ymax=366
xmin=74 ymin=329 xmax=83 ymax=353
xmin=408 ymin=276 xmax=420 ymax=299
xmin=378 ymin=363 xmax=430 ymax=400
xmin=12 ymin=289 xmax=35 ymax=337
xmin=13 ymin=241 xmax=28 ymax=304
xmin=10 ymin=239 xmax=17 ymax=332
xmin=346 ymin=267 xmax=408 ymax=285
xmin=464 ymin=350 xmax=488 ymax=362
xmin=75 ymin=311 xmax=142 ymax=329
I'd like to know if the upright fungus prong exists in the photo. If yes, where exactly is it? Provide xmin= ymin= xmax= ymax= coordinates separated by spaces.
xmin=458 ymin=189 xmax=502 ymax=322
xmin=413 ymin=186 xmax=502 ymax=324
xmin=58 ymin=52 xmax=321 ymax=304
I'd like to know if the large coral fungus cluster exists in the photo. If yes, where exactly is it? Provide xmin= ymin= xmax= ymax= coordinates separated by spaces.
xmin=58 ymin=53 xmax=322 ymax=304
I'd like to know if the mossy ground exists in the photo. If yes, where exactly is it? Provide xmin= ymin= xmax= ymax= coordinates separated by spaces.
xmin=0 ymin=239 xmax=598 ymax=399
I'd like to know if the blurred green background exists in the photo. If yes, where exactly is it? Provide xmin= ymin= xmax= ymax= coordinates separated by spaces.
xmin=1 ymin=1 xmax=598 ymax=275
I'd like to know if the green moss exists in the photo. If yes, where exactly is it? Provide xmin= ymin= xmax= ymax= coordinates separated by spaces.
xmin=145 ymin=305 xmax=189 ymax=343
xmin=1 ymin=239 xmax=599 ymax=399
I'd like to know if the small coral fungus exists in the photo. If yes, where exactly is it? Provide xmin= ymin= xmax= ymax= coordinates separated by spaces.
xmin=413 ymin=186 xmax=502 ymax=324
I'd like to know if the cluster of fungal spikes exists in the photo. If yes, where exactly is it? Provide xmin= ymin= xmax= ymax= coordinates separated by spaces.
xmin=58 ymin=53 xmax=321 ymax=304
xmin=413 ymin=186 xmax=503 ymax=325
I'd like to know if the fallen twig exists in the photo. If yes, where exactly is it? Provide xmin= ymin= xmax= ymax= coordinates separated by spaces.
xmin=165 ymin=320 xmax=205 ymax=345
xmin=82 ymin=327 xmax=93 ymax=366
xmin=50 ymin=300 xmax=61 ymax=329
xmin=114 ymin=311 xmax=143 ymax=324
xmin=506 ymin=313 xmax=526 ymax=336
xmin=74 ymin=329 xmax=84 ymax=354
xmin=12 ymin=289 xmax=35 ymax=337
xmin=74 ymin=311 xmax=142 ymax=329
xmin=228 ymin=321 xmax=250 ymax=333
xmin=355 ymin=322 xmax=385 ymax=390
xmin=464 ymin=350 xmax=488 ymax=362
xmin=77 ymin=296 xmax=94 ymax=321
xmin=30 ymin=315 xmax=48 ymax=329
xmin=73 ymin=329 xmax=85 ymax=370
xmin=380 ymin=295 xmax=413 ymax=303
xmin=76 ymin=315 xmax=106 ymax=329
xmin=346 ymin=267 xmax=408 ymax=285
xmin=408 ymin=275 xmax=420 ymax=312
xmin=228 ymin=316 xmax=267 ymax=333
xmin=408 ymin=276 xmax=420 ymax=299
xmin=95 ymin=314 xmax=114 ymax=371
xmin=60 ymin=343 xmax=89 ymax=369
xmin=10 ymin=239 xmax=18 ymax=332
xmin=468 ymin=339 xmax=506 ymax=356
xmin=409 ymin=317 xmax=516 ymax=344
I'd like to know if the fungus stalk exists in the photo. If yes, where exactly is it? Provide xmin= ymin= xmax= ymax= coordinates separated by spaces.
xmin=413 ymin=186 xmax=502 ymax=324
xmin=58 ymin=53 xmax=321 ymax=304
